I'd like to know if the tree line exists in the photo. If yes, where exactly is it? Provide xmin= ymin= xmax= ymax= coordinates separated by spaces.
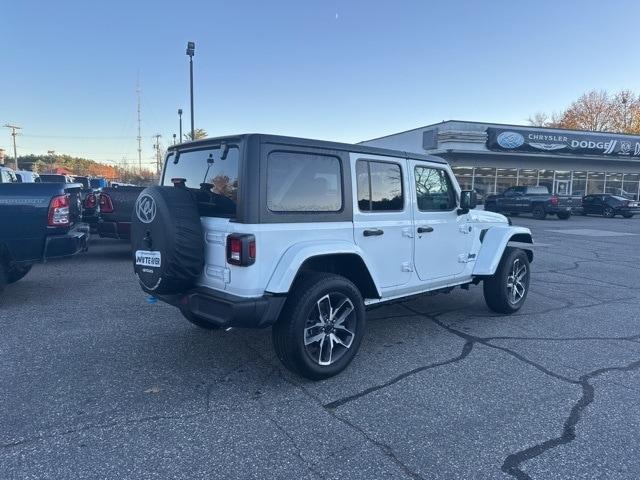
xmin=529 ymin=89 xmax=640 ymax=134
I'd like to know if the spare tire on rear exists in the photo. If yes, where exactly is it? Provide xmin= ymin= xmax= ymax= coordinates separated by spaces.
xmin=131 ymin=186 xmax=204 ymax=295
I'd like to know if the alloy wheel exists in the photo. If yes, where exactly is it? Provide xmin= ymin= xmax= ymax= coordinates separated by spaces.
xmin=506 ymin=258 xmax=527 ymax=305
xmin=303 ymin=293 xmax=356 ymax=366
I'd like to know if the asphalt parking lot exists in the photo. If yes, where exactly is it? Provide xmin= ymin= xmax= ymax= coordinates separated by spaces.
xmin=1 ymin=214 xmax=639 ymax=480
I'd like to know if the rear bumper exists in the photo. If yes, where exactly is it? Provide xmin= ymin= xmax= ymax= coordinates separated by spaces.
xmin=618 ymin=207 xmax=640 ymax=215
xmin=98 ymin=221 xmax=131 ymax=240
xmin=159 ymin=287 xmax=287 ymax=329
xmin=546 ymin=205 xmax=572 ymax=214
xmin=44 ymin=224 xmax=89 ymax=259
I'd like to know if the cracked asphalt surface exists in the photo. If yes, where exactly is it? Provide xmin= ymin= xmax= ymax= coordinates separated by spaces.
xmin=1 ymin=214 xmax=639 ymax=479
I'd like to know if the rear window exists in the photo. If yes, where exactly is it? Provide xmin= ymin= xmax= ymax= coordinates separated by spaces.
xmin=163 ymin=145 xmax=239 ymax=217
xmin=40 ymin=174 xmax=66 ymax=183
xmin=74 ymin=177 xmax=90 ymax=189
xmin=266 ymin=151 xmax=342 ymax=212
xmin=526 ymin=186 xmax=550 ymax=194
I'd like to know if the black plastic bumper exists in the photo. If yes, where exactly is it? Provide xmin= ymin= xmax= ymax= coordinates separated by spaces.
xmin=44 ymin=224 xmax=89 ymax=259
xmin=546 ymin=205 xmax=572 ymax=214
xmin=159 ymin=287 xmax=287 ymax=329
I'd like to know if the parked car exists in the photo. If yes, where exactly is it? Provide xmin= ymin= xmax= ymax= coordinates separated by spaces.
xmin=130 ymin=134 xmax=534 ymax=380
xmin=0 ymin=182 xmax=89 ymax=293
xmin=15 ymin=170 xmax=41 ymax=183
xmin=72 ymin=176 xmax=91 ymax=191
xmin=90 ymin=177 xmax=109 ymax=191
xmin=0 ymin=166 xmax=18 ymax=183
xmin=484 ymin=185 xmax=576 ymax=219
xmin=98 ymin=185 xmax=144 ymax=240
xmin=39 ymin=174 xmax=74 ymax=183
xmin=580 ymin=194 xmax=640 ymax=218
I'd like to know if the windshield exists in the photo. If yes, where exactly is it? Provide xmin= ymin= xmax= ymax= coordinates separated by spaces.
xmin=163 ymin=145 xmax=240 ymax=217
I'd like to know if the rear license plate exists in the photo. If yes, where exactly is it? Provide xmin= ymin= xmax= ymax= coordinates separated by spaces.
xmin=135 ymin=250 xmax=161 ymax=267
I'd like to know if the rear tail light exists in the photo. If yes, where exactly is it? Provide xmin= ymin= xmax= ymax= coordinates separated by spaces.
xmin=550 ymin=195 xmax=559 ymax=206
xmin=48 ymin=194 xmax=70 ymax=227
xmin=99 ymin=193 xmax=114 ymax=213
xmin=226 ymin=233 xmax=256 ymax=266
xmin=84 ymin=193 xmax=97 ymax=209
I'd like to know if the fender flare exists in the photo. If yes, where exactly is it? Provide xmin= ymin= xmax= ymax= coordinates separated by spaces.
xmin=472 ymin=226 xmax=533 ymax=276
xmin=264 ymin=240 xmax=381 ymax=297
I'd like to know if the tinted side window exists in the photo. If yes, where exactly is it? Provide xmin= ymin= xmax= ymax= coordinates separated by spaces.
xmin=414 ymin=166 xmax=456 ymax=211
xmin=266 ymin=151 xmax=342 ymax=212
xmin=357 ymin=160 xmax=404 ymax=212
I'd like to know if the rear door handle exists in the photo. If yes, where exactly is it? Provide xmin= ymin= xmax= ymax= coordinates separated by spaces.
xmin=417 ymin=226 xmax=434 ymax=234
xmin=363 ymin=229 xmax=384 ymax=237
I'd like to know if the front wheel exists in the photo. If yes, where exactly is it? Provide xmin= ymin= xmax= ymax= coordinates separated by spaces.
xmin=557 ymin=212 xmax=571 ymax=220
xmin=483 ymin=248 xmax=530 ymax=314
xmin=603 ymin=206 xmax=615 ymax=218
xmin=272 ymin=272 xmax=366 ymax=380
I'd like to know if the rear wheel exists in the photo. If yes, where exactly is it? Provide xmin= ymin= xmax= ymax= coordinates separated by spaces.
xmin=603 ymin=206 xmax=615 ymax=218
xmin=532 ymin=205 xmax=547 ymax=220
xmin=622 ymin=212 xmax=634 ymax=219
xmin=557 ymin=212 xmax=571 ymax=220
xmin=483 ymin=248 xmax=530 ymax=314
xmin=7 ymin=264 xmax=32 ymax=284
xmin=273 ymin=272 xmax=366 ymax=380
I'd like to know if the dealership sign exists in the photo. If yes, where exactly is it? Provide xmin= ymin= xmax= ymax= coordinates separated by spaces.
xmin=486 ymin=127 xmax=640 ymax=157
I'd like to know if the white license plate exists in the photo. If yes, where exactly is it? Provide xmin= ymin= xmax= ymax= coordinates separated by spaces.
xmin=630 ymin=202 xmax=639 ymax=207
xmin=135 ymin=250 xmax=161 ymax=267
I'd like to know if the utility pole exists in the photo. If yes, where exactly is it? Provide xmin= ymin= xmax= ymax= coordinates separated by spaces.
xmin=186 ymin=42 xmax=195 ymax=140
xmin=173 ymin=133 xmax=177 ymax=145
xmin=3 ymin=124 xmax=21 ymax=170
xmin=153 ymin=134 xmax=162 ymax=176
xmin=178 ymin=108 xmax=183 ymax=142
xmin=136 ymin=76 xmax=142 ymax=173
xmin=47 ymin=150 xmax=55 ymax=173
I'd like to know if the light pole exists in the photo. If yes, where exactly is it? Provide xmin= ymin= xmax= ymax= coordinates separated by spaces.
xmin=178 ymin=108 xmax=183 ymax=142
xmin=186 ymin=41 xmax=195 ymax=140
xmin=3 ymin=124 xmax=21 ymax=170
xmin=173 ymin=133 xmax=177 ymax=145
xmin=47 ymin=150 xmax=55 ymax=173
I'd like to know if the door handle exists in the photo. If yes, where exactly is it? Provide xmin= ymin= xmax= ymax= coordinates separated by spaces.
xmin=363 ymin=228 xmax=384 ymax=237
xmin=417 ymin=226 xmax=434 ymax=234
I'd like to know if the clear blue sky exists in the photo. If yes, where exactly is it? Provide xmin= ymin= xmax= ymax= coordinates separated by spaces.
xmin=2 ymin=0 xmax=640 ymax=168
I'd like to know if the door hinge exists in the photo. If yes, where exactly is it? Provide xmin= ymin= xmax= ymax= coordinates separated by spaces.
xmin=402 ymin=227 xmax=414 ymax=238
xmin=401 ymin=262 xmax=414 ymax=272
xmin=459 ymin=225 xmax=473 ymax=234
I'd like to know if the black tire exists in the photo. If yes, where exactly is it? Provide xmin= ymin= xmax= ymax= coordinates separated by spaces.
xmin=131 ymin=186 xmax=204 ymax=295
xmin=603 ymin=206 xmax=615 ymax=218
xmin=622 ymin=212 xmax=634 ymax=219
xmin=272 ymin=272 xmax=366 ymax=380
xmin=180 ymin=308 xmax=221 ymax=330
xmin=7 ymin=264 xmax=32 ymax=284
xmin=532 ymin=205 xmax=546 ymax=220
xmin=483 ymin=248 xmax=530 ymax=314
xmin=557 ymin=212 xmax=571 ymax=220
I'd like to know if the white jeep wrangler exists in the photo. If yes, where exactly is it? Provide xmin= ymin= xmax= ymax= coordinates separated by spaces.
xmin=132 ymin=134 xmax=533 ymax=379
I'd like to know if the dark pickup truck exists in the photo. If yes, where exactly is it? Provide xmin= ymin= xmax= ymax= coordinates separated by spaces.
xmin=0 ymin=182 xmax=89 ymax=293
xmin=484 ymin=185 xmax=578 ymax=220
xmin=97 ymin=186 xmax=144 ymax=240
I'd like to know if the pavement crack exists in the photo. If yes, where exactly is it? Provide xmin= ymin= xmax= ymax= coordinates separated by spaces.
xmin=324 ymin=340 xmax=473 ymax=409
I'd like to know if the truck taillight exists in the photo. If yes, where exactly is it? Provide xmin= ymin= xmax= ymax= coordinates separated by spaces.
xmin=226 ymin=233 xmax=256 ymax=266
xmin=550 ymin=195 xmax=559 ymax=206
xmin=99 ymin=193 xmax=114 ymax=213
xmin=48 ymin=194 xmax=70 ymax=227
xmin=84 ymin=193 xmax=97 ymax=209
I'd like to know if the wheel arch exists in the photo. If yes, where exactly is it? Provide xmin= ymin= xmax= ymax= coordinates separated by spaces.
xmin=473 ymin=226 xmax=533 ymax=276
xmin=265 ymin=241 xmax=381 ymax=299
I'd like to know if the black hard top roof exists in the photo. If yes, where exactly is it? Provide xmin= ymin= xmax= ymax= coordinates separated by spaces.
xmin=167 ymin=133 xmax=446 ymax=165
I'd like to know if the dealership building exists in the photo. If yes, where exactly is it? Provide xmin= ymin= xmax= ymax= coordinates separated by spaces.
xmin=361 ymin=120 xmax=640 ymax=201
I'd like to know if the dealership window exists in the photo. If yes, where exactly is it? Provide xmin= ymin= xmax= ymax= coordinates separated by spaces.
xmin=356 ymin=160 xmax=404 ymax=212
xmin=587 ymin=172 xmax=605 ymax=194
xmin=452 ymin=167 xmax=473 ymax=190
xmin=572 ymin=171 xmax=587 ymax=197
xmin=473 ymin=167 xmax=497 ymax=197
xmin=538 ymin=170 xmax=555 ymax=194
xmin=496 ymin=168 xmax=518 ymax=193
xmin=518 ymin=169 xmax=538 ymax=187
xmin=605 ymin=173 xmax=623 ymax=196
xmin=622 ymin=174 xmax=640 ymax=200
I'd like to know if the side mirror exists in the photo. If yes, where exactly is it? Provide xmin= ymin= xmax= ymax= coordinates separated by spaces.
xmin=458 ymin=190 xmax=477 ymax=214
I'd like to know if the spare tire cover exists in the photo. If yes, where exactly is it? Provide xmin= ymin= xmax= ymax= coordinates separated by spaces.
xmin=131 ymin=186 xmax=204 ymax=295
